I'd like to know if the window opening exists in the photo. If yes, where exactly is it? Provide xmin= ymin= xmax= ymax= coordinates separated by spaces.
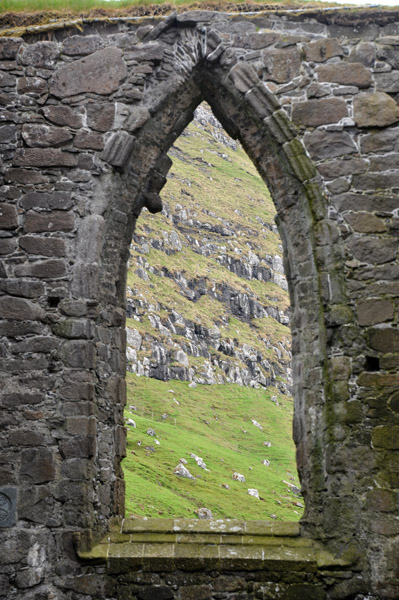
xmin=123 ymin=103 xmax=302 ymax=522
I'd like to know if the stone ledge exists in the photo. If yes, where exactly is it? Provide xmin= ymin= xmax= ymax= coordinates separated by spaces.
xmin=78 ymin=519 xmax=355 ymax=573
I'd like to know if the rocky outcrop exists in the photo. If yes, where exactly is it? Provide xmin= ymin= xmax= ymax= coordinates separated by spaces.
xmin=126 ymin=104 xmax=291 ymax=394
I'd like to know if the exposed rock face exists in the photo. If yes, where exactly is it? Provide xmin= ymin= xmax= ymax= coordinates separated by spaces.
xmin=126 ymin=104 xmax=291 ymax=394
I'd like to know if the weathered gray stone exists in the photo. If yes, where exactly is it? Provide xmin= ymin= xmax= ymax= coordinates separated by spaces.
xmin=354 ymin=91 xmax=399 ymax=127
xmin=13 ymin=148 xmax=78 ymax=167
xmin=0 ymin=38 xmax=23 ymax=60
xmin=304 ymin=130 xmax=356 ymax=159
xmin=349 ymin=236 xmax=397 ymax=264
xmin=349 ymin=42 xmax=376 ymax=67
xmin=0 ymin=124 xmax=16 ymax=144
xmin=74 ymin=130 xmax=104 ymax=150
xmin=0 ymin=204 xmax=17 ymax=229
xmin=41 ymin=105 xmax=84 ymax=128
xmin=19 ymin=236 xmax=66 ymax=257
xmin=245 ymin=83 xmax=280 ymax=118
xmin=304 ymin=38 xmax=343 ymax=62
xmin=50 ymin=47 xmax=127 ymax=98
xmin=375 ymin=71 xmax=399 ymax=92
xmin=263 ymin=47 xmax=301 ymax=83
xmin=87 ymin=103 xmax=115 ymax=132
xmin=0 ymin=71 xmax=16 ymax=88
xmin=292 ymin=98 xmax=348 ymax=127
xmin=101 ymin=131 xmax=135 ymax=167
xmin=317 ymin=62 xmax=372 ymax=88
xmin=344 ymin=212 xmax=387 ymax=233
xmin=21 ymin=124 xmax=73 ymax=147
xmin=20 ymin=191 xmax=73 ymax=211
xmin=20 ymin=448 xmax=56 ymax=483
xmin=14 ymin=259 xmax=67 ymax=279
xmin=19 ymin=41 xmax=59 ymax=68
xmin=357 ymin=298 xmax=394 ymax=326
xmin=369 ymin=328 xmax=399 ymax=353
xmin=317 ymin=158 xmax=367 ymax=179
xmin=23 ymin=211 xmax=74 ymax=233
xmin=17 ymin=76 xmax=47 ymax=94
xmin=62 ymin=35 xmax=105 ymax=56
xmin=228 ymin=62 xmax=258 ymax=93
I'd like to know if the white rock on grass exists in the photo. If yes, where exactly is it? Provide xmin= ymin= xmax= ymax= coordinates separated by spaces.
xmin=179 ymin=458 xmax=187 ymax=464
xmin=147 ymin=428 xmax=156 ymax=436
xmin=197 ymin=507 xmax=212 ymax=519
xmin=248 ymin=489 xmax=260 ymax=499
xmin=262 ymin=460 xmax=270 ymax=466
xmin=264 ymin=441 xmax=272 ymax=447
xmin=251 ymin=418 xmax=263 ymax=430
xmin=173 ymin=464 xmax=195 ymax=480
xmin=127 ymin=418 xmax=136 ymax=428
xmin=188 ymin=382 xmax=197 ymax=388
xmin=232 ymin=472 xmax=245 ymax=482
xmin=191 ymin=453 xmax=208 ymax=470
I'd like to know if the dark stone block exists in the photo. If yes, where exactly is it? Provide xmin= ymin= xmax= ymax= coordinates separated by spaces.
xmin=23 ymin=211 xmax=74 ymax=233
xmin=17 ymin=76 xmax=48 ymax=95
xmin=317 ymin=62 xmax=372 ymax=88
xmin=292 ymin=98 xmax=348 ymax=127
xmin=59 ymin=435 xmax=96 ymax=458
xmin=2 ymin=392 xmax=44 ymax=407
xmin=20 ymin=191 xmax=73 ymax=211
xmin=0 ymin=238 xmax=17 ymax=255
xmin=4 ymin=168 xmax=48 ymax=185
xmin=74 ymin=130 xmax=104 ymax=150
xmin=87 ymin=103 xmax=115 ymax=132
xmin=369 ymin=327 xmax=399 ymax=353
xmin=0 ymin=204 xmax=17 ymax=229
xmin=0 ymin=125 xmax=16 ymax=144
xmin=62 ymin=35 xmax=105 ymax=56
xmin=20 ymin=41 xmax=59 ymax=68
xmin=0 ymin=37 xmax=23 ymax=60
xmin=0 ymin=296 xmax=45 ymax=321
xmin=21 ymin=124 xmax=73 ymax=148
xmin=138 ymin=587 xmax=174 ymax=600
xmin=20 ymin=448 xmax=56 ymax=483
xmin=15 ymin=259 xmax=67 ymax=279
xmin=13 ymin=148 xmax=78 ymax=168
xmin=304 ymin=130 xmax=356 ymax=159
xmin=20 ymin=236 xmax=66 ymax=257
xmin=41 ymin=105 xmax=84 ymax=129
xmin=0 ymin=278 xmax=44 ymax=298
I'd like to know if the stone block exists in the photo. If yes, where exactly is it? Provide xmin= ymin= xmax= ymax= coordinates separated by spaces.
xmin=354 ymin=92 xmax=399 ymax=127
xmin=348 ymin=236 xmax=397 ymax=264
xmin=101 ymin=131 xmax=135 ymax=167
xmin=304 ymin=37 xmax=343 ymax=62
xmin=60 ymin=340 xmax=96 ymax=369
xmin=228 ymin=62 xmax=259 ymax=93
xmin=0 ymin=37 xmax=23 ymax=60
xmin=333 ymin=191 xmax=399 ymax=214
xmin=0 ymin=72 xmax=16 ymax=88
xmin=50 ymin=47 xmax=127 ymax=98
xmin=344 ymin=212 xmax=387 ymax=233
xmin=17 ymin=76 xmax=47 ymax=94
xmin=137 ymin=586 xmax=174 ymax=600
xmin=375 ymin=71 xmax=399 ymax=92
xmin=317 ymin=62 xmax=372 ymax=88
xmin=14 ymin=259 xmax=67 ymax=279
xmin=0 ymin=124 xmax=16 ymax=144
xmin=265 ymin=109 xmax=297 ymax=144
xmin=0 ymin=278 xmax=43 ymax=299
xmin=62 ymin=35 xmax=105 ymax=56
xmin=19 ymin=236 xmax=66 ymax=257
xmin=368 ymin=488 xmax=397 ymax=512
xmin=20 ymin=191 xmax=73 ymax=211
xmin=20 ymin=41 xmax=59 ymax=68
xmin=123 ymin=106 xmax=151 ymax=132
xmin=245 ymin=82 xmax=280 ymax=119
xmin=263 ymin=47 xmax=301 ymax=83
xmin=349 ymin=41 xmax=376 ymax=67
xmin=2 ymin=392 xmax=44 ymax=407
xmin=21 ymin=124 xmax=73 ymax=148
xmin=4 ymin=168 xmax=48 ymax=185
xmin=60 ymin=436 xmax=96 ymax=458
xmin=23 ymin=211 xmax=74 ymax=233
xmin=330 ymin=356 xmax=351 ymax=380
xmin=0 ymin=296 xmax=45 ymax=321
xmin=372 ymin=425 xmax=399 ymax=449
xmin=0 ymin=238 xmax=17 ymax=255
xmin=357 ymin=298 xmax=394 ymax=326
xmin=0 ymin=204 xmax=17 ymax=229
xmin=53 ymin=318 xmax=93 ymax=339
xmin=13 ymin=148 xmax=78 ymax=168
xmin=282 ymin=138 xmax=316 ymax=181
xmin=87 ymin=103 xmax=115 ymax=132
xmin=74 ymin=130 xmax=104 ymax=151
xmin=20 ymin=448 xmax=56 ymax=483
xmin=292 ymin=98 xmax=348 ymax=127
xmin=353 ymin=171 xmax=399 ymax=190
xmin=41 ymin=105 xmax=84 ymax=129
xmin=369 ymin=327 xmax=399 ymax=353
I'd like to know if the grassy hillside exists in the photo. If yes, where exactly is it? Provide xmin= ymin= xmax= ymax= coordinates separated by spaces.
xmin=124 ymin=373 xmax=302 ymax=521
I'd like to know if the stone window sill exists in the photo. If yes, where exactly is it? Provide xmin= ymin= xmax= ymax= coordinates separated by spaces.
xmin=77 ymin=518 xmax=353 ymax=572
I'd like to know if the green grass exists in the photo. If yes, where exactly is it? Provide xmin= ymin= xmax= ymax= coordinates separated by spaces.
xmin=123 ymin=374 xmax=302 ymax=521
xmin=0 ymin=0 xmax=313 ymax=16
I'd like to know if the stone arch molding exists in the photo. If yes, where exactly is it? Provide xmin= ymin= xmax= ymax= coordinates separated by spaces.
xmin=1 ymin=9 xmax=399 ymax=599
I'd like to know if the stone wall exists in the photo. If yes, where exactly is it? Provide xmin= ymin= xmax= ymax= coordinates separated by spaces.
xmin=1 ymin=7 xmax=399 ymax=599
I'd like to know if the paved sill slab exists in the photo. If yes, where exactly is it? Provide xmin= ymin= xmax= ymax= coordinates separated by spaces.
xmin=78 ymin=519 xmax=355 ymax=572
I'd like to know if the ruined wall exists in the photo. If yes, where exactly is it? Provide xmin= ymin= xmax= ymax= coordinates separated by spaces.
xmin=1 ymin=7 xmax=399 ymax=599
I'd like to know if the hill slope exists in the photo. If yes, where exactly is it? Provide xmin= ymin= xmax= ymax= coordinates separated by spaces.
xmin=123 ymin=103 xmax=300 ymax=520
